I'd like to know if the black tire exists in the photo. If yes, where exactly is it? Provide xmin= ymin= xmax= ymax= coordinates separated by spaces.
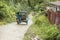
xmin=26 ymin=21 xmax=28 ymax=25
xmin=17 ymin=21 xmax=19 ymax=24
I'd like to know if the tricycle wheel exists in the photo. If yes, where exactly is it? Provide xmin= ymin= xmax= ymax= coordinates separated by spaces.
xmin=26 ymin=21 xmax=28 ymax=25
xmin=17 ymin=21 xmax=19 ymax=24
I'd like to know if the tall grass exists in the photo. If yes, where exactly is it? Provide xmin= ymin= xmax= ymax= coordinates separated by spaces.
xmin=24 ymin=14 xmax=60 ymax=40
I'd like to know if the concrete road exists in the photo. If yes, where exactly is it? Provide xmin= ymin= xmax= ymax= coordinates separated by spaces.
xmin=0 ymin=13 xmax=33 ymax=40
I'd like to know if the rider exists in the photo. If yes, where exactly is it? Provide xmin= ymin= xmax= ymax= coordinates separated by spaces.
xmin=16 ymin=12 xmax=22 ymax=21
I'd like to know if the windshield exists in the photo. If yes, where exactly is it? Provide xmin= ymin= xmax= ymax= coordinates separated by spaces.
xmin=19 ymin=12 xmax=26 ymax=15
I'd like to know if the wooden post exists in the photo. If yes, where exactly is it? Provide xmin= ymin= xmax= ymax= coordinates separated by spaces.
xmin=47 ymin=10 xmax=51 ymax=22
xmin=52 ymin=12 xmax=56 ymax=24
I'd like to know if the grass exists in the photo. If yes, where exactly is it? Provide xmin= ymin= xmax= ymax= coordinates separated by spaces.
xmin=23 ymin=14 xmax=59 ymax=40
xmin=0 ymin=21 xmax=7 ymax=25
xmin=0 ymin=17 xmax=16 ymax=25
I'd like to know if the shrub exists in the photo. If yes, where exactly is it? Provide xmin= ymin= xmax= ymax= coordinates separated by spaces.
xmin=0 ymin=1 xmax=16 ymax=23
xmin=32 ymin=15 xmax=59 ymax=40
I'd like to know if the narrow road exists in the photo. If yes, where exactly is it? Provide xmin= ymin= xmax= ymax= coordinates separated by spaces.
xmin=0 ymin=13 xmax=33 ymax=40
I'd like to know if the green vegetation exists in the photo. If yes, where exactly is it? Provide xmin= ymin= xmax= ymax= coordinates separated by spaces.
xmin=0 ymin=1 xmax=16 ymax=25
xmin=0 ymin=0 xmax=59 ymax=25
xmin=0 ymin=0 xmax=30 ymax=25
xmin=24 ymin=13 xmax=60 ymax=40
xmin=24 ymin=0 xmax=60 ymax=40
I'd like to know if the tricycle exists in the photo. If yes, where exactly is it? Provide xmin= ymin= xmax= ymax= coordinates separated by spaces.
xmin=16 ymin=11 xmax=28 ymax=24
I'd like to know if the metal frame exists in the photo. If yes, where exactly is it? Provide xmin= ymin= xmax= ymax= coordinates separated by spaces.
xmin=49 ymin=1 xmax=60 ymax=12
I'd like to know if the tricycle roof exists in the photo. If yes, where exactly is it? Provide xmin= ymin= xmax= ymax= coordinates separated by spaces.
xmin=16 ymin=11 xmax=27 ymax=16
xmin=16 ymin=11 xmax=27 ymax=14
xmin=49 ymin=1 xmax=60 ymax=6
